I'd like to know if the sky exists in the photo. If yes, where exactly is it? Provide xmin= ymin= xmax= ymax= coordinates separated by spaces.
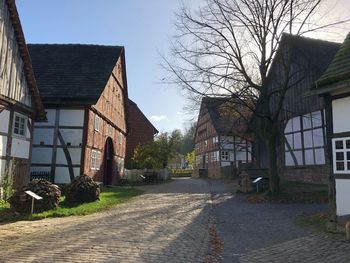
xmin=16 ymin=0 xmax=350 ymax=133
xmin=16 ymin=0 xmax=201 ymax=133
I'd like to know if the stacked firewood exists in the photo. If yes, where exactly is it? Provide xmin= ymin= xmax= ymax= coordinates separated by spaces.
xmin=65 ymin=175 xmax=100 ymax=204
xmin=9 ymin=179 xmax=61 ymax=213
xmin=239 ymin=171 xmax=253 ymax=193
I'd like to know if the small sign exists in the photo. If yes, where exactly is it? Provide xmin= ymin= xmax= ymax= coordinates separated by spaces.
xmin=25 ymin=190 xmax=43 ymax=200
xmin=253 ymin=177 xmax=263 ymax=183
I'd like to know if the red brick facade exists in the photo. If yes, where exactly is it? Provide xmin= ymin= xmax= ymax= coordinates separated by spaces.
xmin=125 ymin=99 xmax=158 ymax=169
xmin=83 ymin=57 xmax=128 ymax=184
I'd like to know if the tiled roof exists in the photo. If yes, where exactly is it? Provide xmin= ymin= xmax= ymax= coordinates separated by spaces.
xmin=127 ymin=99 xmax=158 ymax=134
xmin=28 ymin=44 xmax=123 ymax=105
xmin=202 ymin=97 xmax=249 ymax=135
xmin=268 ymin=34 xmax=341 ymax=83
xmin=316 ymin=33 xmax=350 ymax=88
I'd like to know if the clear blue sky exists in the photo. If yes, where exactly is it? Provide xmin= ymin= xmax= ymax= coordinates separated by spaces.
xmin=16 ymin=0 xmax=199 ymax=132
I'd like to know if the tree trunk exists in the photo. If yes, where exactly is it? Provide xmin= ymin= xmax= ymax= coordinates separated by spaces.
xmin=267 ymin=125 xmax=280 ymax=195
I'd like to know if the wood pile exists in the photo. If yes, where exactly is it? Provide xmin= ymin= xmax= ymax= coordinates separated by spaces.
xmin=9 ymin=179 xmax=61 ymax=213
xmin=239 ymin=171 xmax=253 ymax=193
xmin=65 ymin=175 xmax=100 ymax=204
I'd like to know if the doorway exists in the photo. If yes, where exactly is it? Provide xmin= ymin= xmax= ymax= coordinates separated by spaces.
xmin=103 ymin=137 xmax=114 ymax=185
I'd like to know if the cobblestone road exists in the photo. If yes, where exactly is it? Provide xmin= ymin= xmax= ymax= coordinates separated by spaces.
xmin=1 ymin=178 xmax=350 ymax=263
xmin=0 ymin=179 xmax=211 ymax=263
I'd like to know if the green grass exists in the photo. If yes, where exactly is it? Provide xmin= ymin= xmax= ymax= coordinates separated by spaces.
xmin=295 ymin=212 xmax=329 ymax=232
xmin=246 ymin=180 xmax=328 ymax=204
xmin=0 ymin=186 xmax=143 ymax=223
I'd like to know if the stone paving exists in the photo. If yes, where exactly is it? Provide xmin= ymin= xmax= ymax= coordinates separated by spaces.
xmin=207 ymin=180 xmax=350 ymax=263
xmin=0 ymin=178 xmax=350 ymax=263
xmin=0 ymin=179 xmax=211 ymax=263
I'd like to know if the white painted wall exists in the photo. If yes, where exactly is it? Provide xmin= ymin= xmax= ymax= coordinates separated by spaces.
xmin=56 ymin=148 xmax=82 ymax=165
xmin=0 ymin=135 xmax=7 ymax=157
xmin=59 ymin=109 xmax=84 ymax=126
xmin=0 ymin=159 xmax=6 ymax=180
xmin=332 ymin=97 xmax=350 ymax=133
xmin=0 ymin=110 xmax=9 ymax=133
xmin=26 ymin=118 xmax=31 ymax=140
xmin=10 ymin=138 xmax=30 ymax=159
xmin=31 ymin=148 xmax=52 ymax=164
xmin=32 ymin=128 xmax=54 ymax=145
xmin=55 ymin=167 xmax=80 ymax=184
xmin=336 ymin=179 xmax=350 ymax=216
xmin=35 ymin=109 xmax=56 ymax=126
xmin=58 ymin=129 xmax=83 ymax=146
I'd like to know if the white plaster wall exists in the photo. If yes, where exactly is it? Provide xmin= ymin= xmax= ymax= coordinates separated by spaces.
xmin=332 ymin=97 xmax=350 ymax=133
xmin=56 ymin=148 xmax=82 ymax=165
xmin=35 ymin=109 xmax=56 ymax=126
xmin=0 ymin=110 xmax=10 ymax=133
xmin=0 ymin=159 xmax=6 ymax=180
xmin=336 ymin=179 xmax=350 ymax=216
xmin=221 ymin=161 xmax=231 ymax=167
xmin=55 ymin=167 xmax=80 ymax=184
xmin=0 ymin=135 xmax=7 ymax=157
xmin=59 ymin=109 xmax=84 ymax=127
xmin=26 ymin=118 xmax=32 ymax=139
xmin=32 ymin=128 xmax=54 ymax=145
xmin=31 ymin=148 xmax=53 ymax=164
xmin=58 ymin=129 xmax=83 ymax=146
xmin=10 ymin=138 xmax=30 ymax=159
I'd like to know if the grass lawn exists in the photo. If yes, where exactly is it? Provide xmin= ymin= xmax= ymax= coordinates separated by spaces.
xmin=0 ymin=186 xmax=143 ymax=223
xmin=246 ymin=180 xmax=328 ymax=204
xmin=295 ymin=212 xmax=329 ymax=232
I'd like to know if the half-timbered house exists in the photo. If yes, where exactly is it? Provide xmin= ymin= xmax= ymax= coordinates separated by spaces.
xmin=255 ymin=34 xmax=340 ymax=183
xmin=125 ymin=98 xmax=158 ymax=169
xmin=194 ymin=97 xmax=252 ymax=178
xmin=313 ymin=33 xmax=350 ymax=216
xmin=0 ymin=0 xmax=45 ymax=188
xmin=28 ymin=44 xmax=128 ymax=185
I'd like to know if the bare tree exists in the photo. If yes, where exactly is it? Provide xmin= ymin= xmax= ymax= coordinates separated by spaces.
xmin=162 ymin=0 xmax=349 ymax=195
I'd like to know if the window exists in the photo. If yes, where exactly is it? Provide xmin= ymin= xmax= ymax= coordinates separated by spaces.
xmin=212 ymin=136 xmax=219 ymax=144
xmin=91 ymin=150 xmax=101 ymax=170
xmin=211 ymin=151 xmax=219 ymax=162
xmin=204 ymin=140 xmax=208 ymax=147
xmin=221 ymin=151 xmax=229 ymax=161
xmin=94 ymin=115 xmax=100 ymax=132
xmin=284 ymin=110 xmax=326 ymax=166
xmin=333 ymin=137 xmax=350 ymax=173
xmin=13 ymin=114 xmax=26 ymax=136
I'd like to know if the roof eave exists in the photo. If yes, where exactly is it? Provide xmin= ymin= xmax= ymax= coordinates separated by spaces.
xmin=6 ymin=0 xmax=45 ymax=121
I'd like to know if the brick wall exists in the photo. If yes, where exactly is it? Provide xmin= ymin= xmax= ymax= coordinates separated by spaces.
xmin=83 ymin=57 xmax=127 ymax=184
xmin=280 ymin=165 xmax=329 ymax=184
xmin=125 ymin=100 xmax=157 ymax=169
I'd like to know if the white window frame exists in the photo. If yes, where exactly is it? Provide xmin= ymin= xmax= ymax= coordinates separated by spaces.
xmin=212 ymin=136 xmax=219 ymax=145
xmin=13 ymin=113 xmax=27 ymax=137
xmin=91 ymin=150 xmax=101 ymax=170
xmin=221 ymin=151 xmax=229 ymax=161
xmin=94 ymin=115 xmax=101 ymax=132
xmin=332 ymin=137 xmax=350 ymax=174
xmin=284 ymin=110 xmax=326 ymax=167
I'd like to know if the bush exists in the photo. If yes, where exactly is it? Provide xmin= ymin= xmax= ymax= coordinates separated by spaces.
xmin=9 ymin=179 xmax=61 ymax=213
xmin=65 ymin=175 xmax=100 ymax=204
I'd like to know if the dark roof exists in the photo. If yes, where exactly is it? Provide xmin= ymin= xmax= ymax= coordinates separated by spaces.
xmin=6 ymin=0 xmax=45 ymax=120
xmin=27 ymin=44 xmax=124 ymax=105
xmin=315 ymin=33 xmax=350 ymax=89
xmin=201 ymin=97 xmax=249 ymax=135
xmin=268 ymin=34 xmax=341 ymax=83
xmin=127 ymin=99 xmax=158 ymax=134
